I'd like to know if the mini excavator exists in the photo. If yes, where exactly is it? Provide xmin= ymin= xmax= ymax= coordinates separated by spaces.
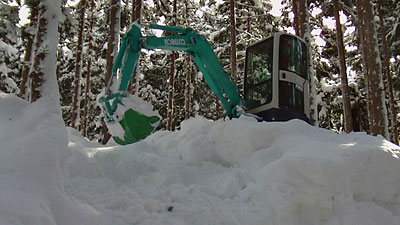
xmin=99 ymin=22 xmax=310 ymax=145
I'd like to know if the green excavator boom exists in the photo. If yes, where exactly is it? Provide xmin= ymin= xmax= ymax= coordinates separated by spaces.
xmin=99 ymin=22 xmax=243 ymax=145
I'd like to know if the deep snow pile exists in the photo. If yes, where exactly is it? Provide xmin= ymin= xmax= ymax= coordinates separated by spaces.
xmin=0 ymin=93 xmax=99 ymax=225
xmin=1 ymin=92 xmax=400 ymax=225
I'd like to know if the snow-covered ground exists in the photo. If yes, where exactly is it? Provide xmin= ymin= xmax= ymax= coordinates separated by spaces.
xmin=1 ymin=92 xmax=400 ymax=225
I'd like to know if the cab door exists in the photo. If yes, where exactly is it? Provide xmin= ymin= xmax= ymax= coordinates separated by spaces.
xmin=244 ymin=32 xmax=310 ymax=122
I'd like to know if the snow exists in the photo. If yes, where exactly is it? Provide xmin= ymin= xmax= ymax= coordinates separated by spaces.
xmin=0 ymin=40 xmax=18 ymax=57
xmin=1 ymin=92 xmax=400 ymax=225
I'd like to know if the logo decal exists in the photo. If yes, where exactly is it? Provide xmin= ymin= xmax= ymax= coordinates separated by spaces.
xmin=164 ymin=39 xmax=186 ymax=46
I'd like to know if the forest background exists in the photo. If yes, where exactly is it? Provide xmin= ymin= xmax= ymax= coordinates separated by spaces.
xmin=0 ymin=0 xmax=399 ymax=145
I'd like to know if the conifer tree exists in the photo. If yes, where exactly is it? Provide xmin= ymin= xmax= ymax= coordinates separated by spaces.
xmin=82 ymin=0 xmax=95 ymax=137
xmin=356 ymin=0 xmax=388 ymax=137
xmin=19 ymin=1 xmax=39 ymax=98
xmin=102 ymin=0 xmax=121 ymax=144
xmin=333 ymin=0 xmax=353 ymax=133
xmin=377 ymin=0 xmax=398 ymax=144
xmin=0 ymin=1 xmax=20 ymax=94
xmin=230 ymin=0 xmax=237 ymax=83
xmin=184 ymin=0 xmax=192 ymax=120
xmin=128 ymin=0 xmax=141 ymax=95
xmin=71 ymin=0 xmax=86 ymax=128
xmin=29 ymin=0 xmax=62 ymax=105
xmin=167 ymin=0 xmax=177 ymax=131
xmin=291 ymin=0 xmax=318 ymax=126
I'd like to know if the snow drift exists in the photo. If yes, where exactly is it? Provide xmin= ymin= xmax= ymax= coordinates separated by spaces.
xmin=0 ymin=93 xmax=99 ymax=225
xmin=1 ymin=92 xmax=400 ymax=225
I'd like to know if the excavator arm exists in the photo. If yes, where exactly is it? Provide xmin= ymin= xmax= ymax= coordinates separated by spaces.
xmin=99 ymin=22 xmax=243 ymax=145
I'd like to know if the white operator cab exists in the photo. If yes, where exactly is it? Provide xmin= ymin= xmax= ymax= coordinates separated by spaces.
xmin=244 ymin=32 xmax=310 ymax=122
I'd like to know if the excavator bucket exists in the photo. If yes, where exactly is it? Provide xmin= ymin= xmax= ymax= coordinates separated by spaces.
xmin=113 ymin=109 xmax=160 ymax=145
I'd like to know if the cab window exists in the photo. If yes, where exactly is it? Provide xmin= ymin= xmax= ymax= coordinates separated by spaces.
xmin=279 ymin=35 xmax=308 ymax=79
xmin=244 ymin=37 xmax=274 ymax=109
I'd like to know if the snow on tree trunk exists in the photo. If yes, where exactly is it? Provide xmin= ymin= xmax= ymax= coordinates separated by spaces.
xmin=377 ymin=0 xmax=399 ymax=145
xmin=29 ymin=0 xmax=62 ymax=111
xmin=333 ymin=0 xmax=353 ymax=133
xmin=71 ymin=0 xmax=86 ymax=129
xmin=356 ymin=0 xmax=388 ymax=138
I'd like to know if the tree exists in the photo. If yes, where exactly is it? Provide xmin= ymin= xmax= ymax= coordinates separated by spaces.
xmin=292 ymin=0 xmax=307 ymax=37
xmin=82 ymin=0 xmax=95 ymax=137
xmin=377 ymin=0 xmax=398 ymax=144
xmin=19 ymin=1 xmax=39 ymax=98
xmin=29 ymin=0 xmax=62 ymax=106
xmin=128 ymin=0 xmax=141 ymax=94
xmin=101 ymin=0 xmax=121 ymax=144
xmin=333 ymin=0 xmax=353 ymax=133
xmin=292 ymin=0 xmax=319 ymax=126
xmin=0 ymin=1 xmax=20 ymax=94
xmin=106 ymin=0 xmax=120 ymax=86
xmin=167 ymin=0 xmax=177 ymax=131
xmin=71 ymin=0 xmax=86 ymax=128
xmin=184 ymin=0 xmax=192 ymax=120
xmin=356 ymin=0 xmax=388 ymax=137
xmin=230 ymin=0 xmax=237 ymax=83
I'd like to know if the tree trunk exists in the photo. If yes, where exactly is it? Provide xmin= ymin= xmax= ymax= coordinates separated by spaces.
xmin=134 ymin=0 xmax=141 ymax=21
xmin=377 ymin=0 xmax=398 ymax=144
xmin=168 ymin=52 xmax=175 ymax=131
xmin=129 ymin=0 xmax=142 ymax=95
xmin=230 ymin=0 xmax=237 ymax=83
xmin=19 ymin=2 xmax=38 ymax=99
xmin=29 ymin=1 xmax=60 ymax=103
xmin=105 ymin=0 xmax=121 ymax=87
xmin=29 ymin=4 xmax=47 ymax=102
xmin=184 ymin=0 xmax=191 ymax=120
xmin=292 ymin=0 xmax=318 ymax=126
xmin=215 ymin=98 xmax=221 ymax=120
xmin=132 ymin=0 xmax=136 ymax=21
xmin=167 ymin=0 xmax=177 ymax=131
xmin=185 ymin=55 xmax=192 ymax=119
xmin=102 ymin=0 xmax=121 ymax=144
xmin=71 ymin=0 xmax=86 ymax=129
xmin=28 ymin=0 xmax=61 ymax=112
xmin=247 ymin=0 xmax=251 ymax=33
xmin=333 ymin=0 xmax=353 ymax=133
xmin=292 ymin=0 xmax=299 ymax=32
xmin=292 ymin=0 xmax=306 ymax=37
xmin=356 ymin=0 xmax=370 ymax=129
xmin=356 ymin=0 xmax=387 ymax=137
xmin=19 ymin=36 xmax=34 ymax=99
xmin=82 ymin=0 xmax=95 ymax=137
